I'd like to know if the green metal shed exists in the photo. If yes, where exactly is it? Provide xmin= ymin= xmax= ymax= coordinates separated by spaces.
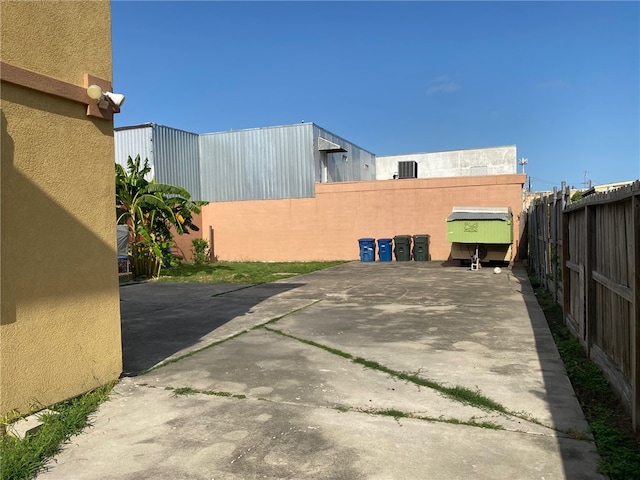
xmin=446 ymin=207 xmax=513 ymax=263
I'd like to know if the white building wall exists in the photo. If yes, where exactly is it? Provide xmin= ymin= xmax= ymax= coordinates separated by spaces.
xmin=375 ymin=145 xmax=517 ymax=180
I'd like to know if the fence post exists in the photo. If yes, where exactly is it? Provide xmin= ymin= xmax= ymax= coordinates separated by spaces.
xmin=633 ymin=194 xmax=640 ymax=431
xmin=209 ymin=226 xmax=215 ymax=261
xmin=585 ymin=204 xmax=596 ymax=357
xmin=544 ymin=192 xmax=552 ymax=293
xmin=562 ymin=198 xmax=570 ymax=324
xmin=529 ymin=200 xmax=538 ymax=279
xmin=549 ymin=186 xmax=558 ymax=303
xmin=558 ymin=182 xmax=569 ymax=306
xmin=531 ymin=197 xmax=541 ymax=282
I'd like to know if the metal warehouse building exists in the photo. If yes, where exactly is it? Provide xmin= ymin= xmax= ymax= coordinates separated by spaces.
xmin=114 ymin=122 xmax=525 ymax=263
xmin=115 ymin=123 xmax=376 ymax=202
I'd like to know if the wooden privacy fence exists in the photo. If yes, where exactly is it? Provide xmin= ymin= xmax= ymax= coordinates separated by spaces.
xmin=527 ymin=183 xmax=569 ymax=304
xmin=528 ymin=180 xmax=640 ymax=430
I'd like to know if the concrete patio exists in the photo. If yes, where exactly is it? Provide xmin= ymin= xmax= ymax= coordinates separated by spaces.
xmin=37 ymin=262 xmax=603 ymax=479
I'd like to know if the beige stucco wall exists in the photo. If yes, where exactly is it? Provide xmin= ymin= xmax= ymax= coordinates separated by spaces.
xmin=201 ymin=174 xmax=526 ymax=262
xmin=1 ymin=1 xmax=122 ymax=416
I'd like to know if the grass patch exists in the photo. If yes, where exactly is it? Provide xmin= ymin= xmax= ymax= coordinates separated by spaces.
xmin=166 ymin=386 xmax=247 ymax=399
xmin=158 ymin=261 xmax=346 ymax=284
xmin=530 ymin=272 xmax=640 ymax=479
xmin=264 ymin=326 xmax=509 ymax=415
xmin=0 ymin=383 xmax=113 ymax=480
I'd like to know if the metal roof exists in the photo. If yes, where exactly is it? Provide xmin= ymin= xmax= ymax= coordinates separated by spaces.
xmin=447 ymin=207 xmax=512 ymax=222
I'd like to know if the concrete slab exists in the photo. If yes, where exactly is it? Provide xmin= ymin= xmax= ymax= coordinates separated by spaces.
xmin=37 ymin=263 xmax=605 ymax=479
xmin=142 ymin=328 xmax=547 ymax=435
xmin=119 ymin=282 xmax=315 ymax=375
xmin=6 ymin=409 xmax=57 ymax=440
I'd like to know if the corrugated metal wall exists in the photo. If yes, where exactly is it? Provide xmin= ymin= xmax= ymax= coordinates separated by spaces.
xmin=151 ymin=125 xmax=201 ymax=200
xmin=199 ymin=123 xmax=316 ymax=201
xmin=115 ymin=122 xmax=377 ymax=203
xmin=114 ymin=124 xmax=154 ymax=179
xmin=115 ymin=124 xmax=201 ymax=200
xmin=313 ymin=125 xmax=376 ymax=183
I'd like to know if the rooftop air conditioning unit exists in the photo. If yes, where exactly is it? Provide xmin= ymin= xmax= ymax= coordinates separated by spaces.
xmin=398 ymin=161 xmax=418 ymax=179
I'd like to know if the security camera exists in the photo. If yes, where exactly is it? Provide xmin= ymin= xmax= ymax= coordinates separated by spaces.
xmin=104 ymin=91 xmax=126 ymax=108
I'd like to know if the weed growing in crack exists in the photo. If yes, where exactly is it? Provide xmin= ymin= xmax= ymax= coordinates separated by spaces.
xmin=251 ymin=300 xmax=322 ymax=329
xmin=375 ymin=409 xmax=406 ymax=419
xmin=356 ymin=407 xmax=504 ymax=430
xmin=166 ymin=386 xmax=247 ymax=399
xmin=265 ymin=326 xmax=510 ymax=416
xmin=172 ymin=387 xmax=199 ymax=396
xmin=139 ymin=331 xmax=248 ymax=375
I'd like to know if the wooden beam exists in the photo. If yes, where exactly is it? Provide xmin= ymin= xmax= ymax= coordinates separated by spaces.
xmin=0 ymin=61 xmax=113 ymax=120
xmin=566 ymin=260 xmax=583 ymax=274
xmin=592 ymin=270 xmax=634 ymax=303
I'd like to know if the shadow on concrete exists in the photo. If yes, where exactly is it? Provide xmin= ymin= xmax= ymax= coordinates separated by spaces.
xmin=440 ymin=259 xmax=462 ymax=267
xmin=119 ymin=282 xmax=301 ymax=376
xmin=512 ymin=264 xmax=595 ymax=478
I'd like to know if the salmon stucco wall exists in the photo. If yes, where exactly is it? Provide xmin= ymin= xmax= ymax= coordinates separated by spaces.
xmin=1 ymin=1 xmax=122 ymax=416
xmin=200 ymin=174 xmax=526 ymax=262
xmin=170 ymin=212 xmax=204 ymax=262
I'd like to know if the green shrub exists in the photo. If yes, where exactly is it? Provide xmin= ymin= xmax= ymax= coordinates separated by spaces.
xmin=191 ymin=238 xmax=210 ymax=265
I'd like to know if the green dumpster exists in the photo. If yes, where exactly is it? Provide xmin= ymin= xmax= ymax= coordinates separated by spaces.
xmin=413 ymin=234 xmax=430 ymax=261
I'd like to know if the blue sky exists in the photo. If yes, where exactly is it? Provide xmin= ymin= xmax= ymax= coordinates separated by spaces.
xmin=111 ymin=1 xmax=639 ymax=191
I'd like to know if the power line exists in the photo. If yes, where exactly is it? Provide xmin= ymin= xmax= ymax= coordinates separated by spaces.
xmin=528 ymin=176 xmax=560 ymax=186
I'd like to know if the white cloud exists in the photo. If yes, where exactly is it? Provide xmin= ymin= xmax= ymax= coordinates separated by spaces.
xmin=426 ymin=75 xmax=459 ymax=96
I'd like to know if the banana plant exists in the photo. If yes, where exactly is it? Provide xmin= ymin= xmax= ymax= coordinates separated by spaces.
xmin=116 ymin=155 xmax=206 ymax=278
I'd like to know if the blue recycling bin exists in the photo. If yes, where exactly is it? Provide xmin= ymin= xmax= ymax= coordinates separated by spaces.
xmin=358 ymin=238 xmax=376 ymax=262
xmin=377 ymin=238 xmax=393 ymax=262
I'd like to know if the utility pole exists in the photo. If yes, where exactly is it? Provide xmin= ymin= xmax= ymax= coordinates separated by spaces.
xmin=519 ymin=158 xmax=529 ymax=193
xmin=519 ymin=157 xmax=528 ymax=175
